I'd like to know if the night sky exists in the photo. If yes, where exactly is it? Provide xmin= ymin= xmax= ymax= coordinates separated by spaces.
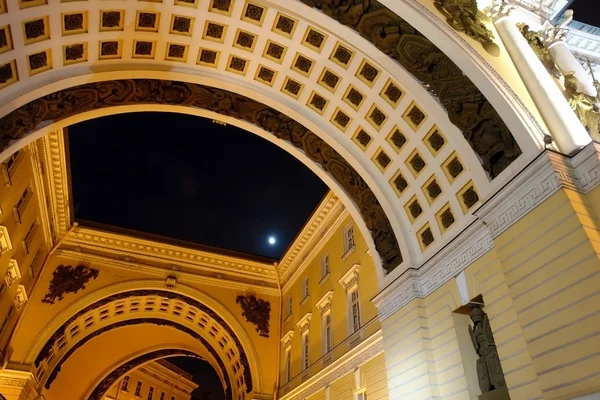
xmin=569 ymin=0 xmax=599 ymax=26
xmin=67 ymin=112 xmax=328 ymax=259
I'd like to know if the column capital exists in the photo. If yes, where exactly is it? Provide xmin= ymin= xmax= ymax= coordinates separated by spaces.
xmin=540 ymin=9 xmax=573 ymax=45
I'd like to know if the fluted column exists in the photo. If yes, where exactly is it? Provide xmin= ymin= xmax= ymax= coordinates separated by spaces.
xmin=490 ymin=2 xmax=591 ymax=154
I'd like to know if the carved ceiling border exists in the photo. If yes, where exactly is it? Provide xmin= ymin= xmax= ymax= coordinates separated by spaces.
xmin=41 ymin=130 xmax=71 ymax=239
xmin=0 ymin=79 xmax=403 ymax=273
xmin=64 ymin=226 xmax=278 ymax=280
xmin=297 ymin=0 xmax=523 ymax=179
xmin=36 ymin=290 xmax=252 ymax=395
xmin=87 ymin=348 xmax=199 ymax=400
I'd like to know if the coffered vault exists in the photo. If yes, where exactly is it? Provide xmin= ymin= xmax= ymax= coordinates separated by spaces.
xmin=0 ymin=0 xmax=553 ymax=284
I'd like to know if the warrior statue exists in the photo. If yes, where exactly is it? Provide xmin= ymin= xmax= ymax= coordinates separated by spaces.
xmin=469 ymin=305 xmax=507 ymax=395
xmin=563 ymin=71 xmax=600 ymax=141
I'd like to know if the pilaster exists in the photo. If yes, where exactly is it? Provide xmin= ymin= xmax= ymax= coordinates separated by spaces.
xmin=0 ymin=370 xmax=38 ymax=400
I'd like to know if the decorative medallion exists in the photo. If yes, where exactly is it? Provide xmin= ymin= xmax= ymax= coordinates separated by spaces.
xmin=236 ymin=295 xmax=271 ymax=338
xmin=42 ymin=264 xmax=99 ymax=304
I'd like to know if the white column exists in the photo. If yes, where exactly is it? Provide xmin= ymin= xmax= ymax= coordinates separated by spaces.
xmin=548 ymin=40 xmax=597 ymax=96
xmin=494 ymin=14 xmax=591 ymax=153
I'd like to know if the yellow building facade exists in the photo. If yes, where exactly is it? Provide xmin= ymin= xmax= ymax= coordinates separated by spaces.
xmin=104 ymin=359 xmax=198 ymax=400
xmin=0 ymin=0 xmax=598 ymax=399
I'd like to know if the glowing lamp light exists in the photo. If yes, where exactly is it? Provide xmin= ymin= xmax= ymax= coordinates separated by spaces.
xmin=268 ymin=236 xmax=276 ymax=245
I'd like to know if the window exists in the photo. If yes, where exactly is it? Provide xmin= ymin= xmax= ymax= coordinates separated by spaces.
xmin=135 ymin=381 xmax=142 ymax=396
xmin=301 ymin=332 xmax=309 ymax=371
xmin=344 ymin=225 xmax=355 ymax=253
xmin=14 ymin=187 xmax=31 ymax=223
xmin=2 ymin=150 xmax=21 ymax=186
xmin=284 ymin=347 xmax=292 ymax=383
xmin=121 ymin=376 xmax=129 ymax=391
xmin=320 ymin=253 xmax=330 ymax=279
xmin=350 ymin=288 xmax=361 ymax=333
xmin=286 ymin=296 xmax=292 ymax=318
xmin=22 ymin=223 xmax=37 ymax=255
xmin=160 ymin=392 xmax=165 ymax=400
xmin=148 ymin=386 xmax=154 ymax=400
xmin=301 ymin=278 xmax=309 ymax=300
xmin=0 ymin=306 xmax=14 ymax=335
xmin=323 ymin=312 xmax=333 ymax=354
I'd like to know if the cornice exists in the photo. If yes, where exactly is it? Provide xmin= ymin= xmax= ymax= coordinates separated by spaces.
xmin=279 ymin=330 xmax=383 ymax=400
xmin=296 ymin=313 xmax=312 ymax=333
xmin=41 ymin=129 xmax=71 ymax=237
xmin=281 ymin=330 xmax=294 ymax=348
xmin=375 ymin=144 xmax=600 ymax=320
xmin=338 ymin=264 xmax=360 ymax=292
xmin=315 ymin=291 xmax=333 ymax=314
xmin=55 ymin=248 xmax=280 ymax=296
xmin=63 ymin=226 xmax=277 ymax=280
xmin=279 ymin=193 xmax=345 ymax=288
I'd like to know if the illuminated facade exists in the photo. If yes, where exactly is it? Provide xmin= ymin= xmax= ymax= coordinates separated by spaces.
xmin=0 ymin=0 xmax=598 ymax=399
xmin=103 ymin=359 xmax=198 ymax=400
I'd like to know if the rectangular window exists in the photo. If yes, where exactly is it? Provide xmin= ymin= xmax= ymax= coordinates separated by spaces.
xmin=160 ymin=393 xmax=165 ymax=400
xmin=301 ymin=332 xmax=309 ymax=371
xmin=286 ymin=296 xmax=292 ymax=318
xmin=301 ymin=278 xmax=309 ymax=300
xmin=284 ymin=347 xmax=292 ymax=383
xmin=350 ymin=289 xmax=361 ymax=333
xmin=344 ymin=225 xmax=355 ymax=253
xmin=148 ymin=386 xmax=154 ymax=400
xmin=14 ymin=187 xmax=32 ymax=224
xmin=320 ymin=253 xmax=330 ymax=279
xmin=135 ymin=381 xmax=142 ymax=396
xmin=29 ymin=248 xmax=43 ymax=279
xmin=22 ymin=223 xmax=37 ymax=255
xmin=121 ymin=376 xmax=130 ymax=391
xmin=2 ymin=150 xmax=21 ymax=186
xmin=323 ymin=312 xmax=333 ymax=354
xmin=0 ymin=306 xmax=14 ymax=336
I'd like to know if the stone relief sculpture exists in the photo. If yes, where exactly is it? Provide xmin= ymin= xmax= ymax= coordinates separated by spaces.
xmin=236 ymin=295 xmax=271 ymax=338
xmin=563 ymin=72 xmax=600 ymax=140
xmin=517 ymin=23 xmax=561 ymax=77
xmin=298 ymin=0 xmax=521 ymax=179
xmin=41 ymin=264 xmax=99 ymax=304
xmin=434 ymin=0 xmax=495 ymax=46
xmin=469 ymin=305 xmax=509 ymax=398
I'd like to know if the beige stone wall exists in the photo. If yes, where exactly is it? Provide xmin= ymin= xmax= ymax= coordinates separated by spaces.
xmin=381 ymin=186 xmax=600 ymax=400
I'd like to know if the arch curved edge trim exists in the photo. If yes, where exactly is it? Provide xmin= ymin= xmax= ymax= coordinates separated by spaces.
xmin=0 ymin=78 xmax=403 ymax=273
xmin=87 ymin=348 xmax=199 ymax=400
xmin=43 ymin=318 xmax=233 ymax=400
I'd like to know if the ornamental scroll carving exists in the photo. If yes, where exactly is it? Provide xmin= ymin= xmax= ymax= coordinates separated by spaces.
xmin=41 ymin=264 xmax=99 ymax=304
xmin=433 ymin=0 xmax=495 ymax=47
xmin=236 ymin=295 xmax=271 ymax=338
xmin=299 ymin=0 xmax=521 ymax=179
xmin=0 ymin=79 xmax=402 ymax=273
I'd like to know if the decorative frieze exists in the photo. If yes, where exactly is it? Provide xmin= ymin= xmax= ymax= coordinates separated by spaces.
xmin=376 ymin=144 xmax=600 ymax=320
xmin=338 ymin=264 xmax=360 ymax=292
xmin=281 ymin=330 xmax=294 ymax=348
xmin=296 ymin=313 xmax=312 ymax=334
xmin=315 ymin=291 xmax=333 ymax=314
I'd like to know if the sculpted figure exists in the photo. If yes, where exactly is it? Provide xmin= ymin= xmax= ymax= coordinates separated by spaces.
xmin=322 ymin=0 xmax=371 ymax=26
xmin=517 ymin=24 xmax=560 ymax=77
xmin=434 ymin=0 xmax=494 ymax=45
xmin=469 ymin=305 xmax=507 ymax=393
xmin=564 ymin=72 xmax=600 ymax=140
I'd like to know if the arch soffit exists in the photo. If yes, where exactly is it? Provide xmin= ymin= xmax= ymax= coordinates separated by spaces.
xmin=0 ymin=0 xmax=533 ymax=272
xmin=25 ymin=280 xmax=263 ymax=393
xmin=41 ymin=320 xmax=233 ymax=399
xmin=84 ymin=347 xmax=203 ymax=400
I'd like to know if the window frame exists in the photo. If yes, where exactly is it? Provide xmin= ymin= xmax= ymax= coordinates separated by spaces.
xmin=284 ymin=347 xmax=292 ymax=383
xmin=323 ymin=311 xmax=333 ymax=354
xmin=320 ymin=253 xmax=330 ymax=280
xmin=121 ymin=376 xmax=130 ymax=391
xmin=134 ymin=381 xmax=142 ymax=396
xmin=343 ymin=224 xmax=355 ymax=254
xmin=301 ymin=277 xmax=309 ymax=301
xmin=301 ymin=331 xmax=309 ymax=371
xmin=349 ymin=287 xmax=361 ymax=334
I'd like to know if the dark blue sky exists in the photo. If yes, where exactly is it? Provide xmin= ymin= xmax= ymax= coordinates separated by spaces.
xmin=67 ymin=112 xmax=328 ymax=259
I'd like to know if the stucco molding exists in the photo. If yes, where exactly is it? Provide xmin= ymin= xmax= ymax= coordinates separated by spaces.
xmin=279 ymin=330 xmax=383 ymax=400
xmin=375 ymin=144 xmax=600 ymax=320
